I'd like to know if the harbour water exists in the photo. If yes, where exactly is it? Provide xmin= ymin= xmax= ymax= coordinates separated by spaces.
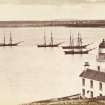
xmin=0 ymin=27 xmax=105 ymax=105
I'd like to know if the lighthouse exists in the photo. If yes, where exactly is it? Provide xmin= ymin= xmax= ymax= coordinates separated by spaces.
xmin=97 ymin=39 xmax=105 ymax=62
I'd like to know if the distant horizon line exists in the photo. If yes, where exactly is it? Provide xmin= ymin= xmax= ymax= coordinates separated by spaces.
xmin=0 ymin=19 xmax=105 ymax=27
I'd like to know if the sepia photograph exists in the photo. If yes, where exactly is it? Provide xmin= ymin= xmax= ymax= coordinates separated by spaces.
xmin=0 ymin=0 xmax=105 ymax=105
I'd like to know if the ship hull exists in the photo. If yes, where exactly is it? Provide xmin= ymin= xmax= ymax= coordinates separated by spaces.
xmin=0 ymin=42 xmax=23 ymax=47
xmin=1 ymin=44 xmax=18 ymax=46
xmin=64 ymin=50 xmax=89 ymax=54
xmin=37 ymin=44 xmax=60 ymax=47
xmin=62 ymin=45 xmax=88 ymax=49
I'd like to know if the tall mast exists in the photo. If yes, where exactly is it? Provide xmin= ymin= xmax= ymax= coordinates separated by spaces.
xmin=72 ymin=38 xmax=74 ymax=52
xmin=78 ymin=32 xmax=83 ymax=52
xmin=78 ymin=32 xmax=82 ymax=46
xmin=3 ymin=34 xmax=5 ymax=45
xmin=69 ymin=32 xmax=72 ymax=46
xmin=77 ymin=32 xmax=82 ymax=46
xmin=9 ymin=32 xmax=12 ymax=45
xmin=43 ymin=31 xmax=46 ymax=45
xmin=50 ymin=32 xmax=53 ymax=45
xmin=80 ymin=36 xmax=82 ymax=46
xmin=77 ymin=32 xmax=80 ymax=46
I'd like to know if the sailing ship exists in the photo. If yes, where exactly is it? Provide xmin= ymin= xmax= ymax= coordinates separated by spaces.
xmin=0 ymin=32 xmax=24 ymax=47
xmin=63 ymin=33 xmax=95 ymax=54
xmin=62 ymin=32 xmax=91 ymax=49
xmin=37 ymin=32 xmax=62 ymax=47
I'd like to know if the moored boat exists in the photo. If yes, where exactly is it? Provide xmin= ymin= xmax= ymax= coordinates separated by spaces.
xmin=0 ymin=32 xmax=24 ymax=47
xmin=37 ymin=31 xmax=63 ymax=48
xmin=62 ymin=32 xmax=92 ymax=49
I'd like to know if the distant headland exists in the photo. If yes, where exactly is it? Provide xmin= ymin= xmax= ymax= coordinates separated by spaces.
xmin=0 ymin=20 xmax=105 ymax=27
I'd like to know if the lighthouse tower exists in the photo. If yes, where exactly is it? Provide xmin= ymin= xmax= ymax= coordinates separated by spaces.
xmin=97 ymin=39 xmax=105 ymax=71
xmin=97 ymin=39 xmax=105 ymax=62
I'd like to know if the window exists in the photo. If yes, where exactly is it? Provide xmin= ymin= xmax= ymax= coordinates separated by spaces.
xmin=90 ymin=91 xmax=93 ymax=98
xmin=99 ymin=82 xmax=102 ymax=91
xmin=82 ymin=78 xmax=85 ymax=86
xmin=90 ymin=80 xmax=93 ymax=88
xmin=82 ymin=89 xmax=85 ymax=96
xmin=100 ymin=93 xmax=102 ymax=96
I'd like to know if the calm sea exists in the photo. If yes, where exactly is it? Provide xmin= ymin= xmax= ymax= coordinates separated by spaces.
xmin=0 ymin=27 xmax=105 ymax=105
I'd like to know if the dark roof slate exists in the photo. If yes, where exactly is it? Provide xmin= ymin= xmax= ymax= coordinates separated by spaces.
xmin=79 ymin=69 xmax=105 ymax=82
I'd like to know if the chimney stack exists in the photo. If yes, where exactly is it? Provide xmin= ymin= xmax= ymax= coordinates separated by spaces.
xmin=84 ymin=62 xmax=90 ymax=71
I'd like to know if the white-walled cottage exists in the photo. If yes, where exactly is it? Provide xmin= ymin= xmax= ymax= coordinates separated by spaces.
xmin=79 ymin=62 xmax=105 ymax=98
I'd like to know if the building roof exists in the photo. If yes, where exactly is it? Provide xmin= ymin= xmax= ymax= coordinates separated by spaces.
xmin=99 ymin=39 xmax=105 ymax=48
xmin=79 ymin=69 xmax=105 ymax=82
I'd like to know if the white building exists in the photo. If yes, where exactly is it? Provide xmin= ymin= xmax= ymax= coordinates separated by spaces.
xmin=79 ymin=62 xmax=105 ymax=98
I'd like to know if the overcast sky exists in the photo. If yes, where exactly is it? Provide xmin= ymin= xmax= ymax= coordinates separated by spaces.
xmin=0 ymin=0 xmax=104 ymax=20
xmin=0 ymin=0 xmax=105 ymax=5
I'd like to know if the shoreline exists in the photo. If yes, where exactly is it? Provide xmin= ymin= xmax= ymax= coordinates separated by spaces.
xmin=21 ymin=96 xmax=105 ymax=105
xmin=0 ymin=20 xmax=105 ymax=27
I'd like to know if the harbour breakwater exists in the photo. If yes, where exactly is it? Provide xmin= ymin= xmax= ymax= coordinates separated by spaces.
xmin=0 ymin=20 xmax=105 ymax=27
